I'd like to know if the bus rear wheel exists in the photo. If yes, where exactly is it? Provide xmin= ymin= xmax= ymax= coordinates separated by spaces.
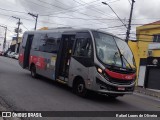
xmin=31 ymin=65 xmax=37 ymax=78
xmin=73 ymin=79 xmax=87 ymax=97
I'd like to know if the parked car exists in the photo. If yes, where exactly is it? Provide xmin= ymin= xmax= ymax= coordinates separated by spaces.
xmin=3 ymin=50 xmax=9 ymax=57
xmin=13 ymin=53 xmax=19 ymax=59
xmin=7 ymin=52 xmax=14 ymax=57
xmin=0 ymin=51 xmax=4 ymax=56
xmin=7 ymin=51 xmax=12 ymax=57
xmin=9 ymin=52 xmax=16 ymax=58
xmin=3 ymin=51 xmax=8 ymax=56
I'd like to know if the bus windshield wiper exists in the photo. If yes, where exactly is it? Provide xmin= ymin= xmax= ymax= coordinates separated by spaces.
xmin=120 ymin=53 xmax=133 ymax=70
xmin=115 ymin=44 xmax=133 ymax=70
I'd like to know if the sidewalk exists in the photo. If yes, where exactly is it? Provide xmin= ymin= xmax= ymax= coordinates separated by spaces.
xmin=134 ymin=86 xmax=160 ymax=99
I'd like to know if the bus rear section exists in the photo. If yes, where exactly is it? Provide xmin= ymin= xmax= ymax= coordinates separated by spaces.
xmin=19 ymin=29 xmax=136 ymax=98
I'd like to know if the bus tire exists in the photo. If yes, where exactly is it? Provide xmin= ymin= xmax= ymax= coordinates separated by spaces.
xmin=31 ymin=65 xmax=37 ymax=78
xmin=73 ymin=79 xmax=87 ymax=97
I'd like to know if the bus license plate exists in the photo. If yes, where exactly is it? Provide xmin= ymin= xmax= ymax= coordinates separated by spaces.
xmin=118 ymin=87 xmax=125 ymax=91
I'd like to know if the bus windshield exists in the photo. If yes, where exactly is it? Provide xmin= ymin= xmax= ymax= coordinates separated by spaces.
xmin=93 ymin=31 xmax=136 ymax=69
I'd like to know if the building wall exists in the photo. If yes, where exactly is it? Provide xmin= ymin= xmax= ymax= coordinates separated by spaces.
xmin=137 ymin=25 xmax=160 ymax=59
xmin=133 ymin=21 xmax=160 ymax=89
xmin=128 ymin=41 xmax=139 ymax=85
xmin=10 ymin=37 xmax=22 ymax=53
xmin=11 ymin=37 xmax=22 ymax=45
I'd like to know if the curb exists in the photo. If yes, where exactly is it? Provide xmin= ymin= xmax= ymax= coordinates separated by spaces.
xmin=134 ymin=87 xmax=160 ymax=99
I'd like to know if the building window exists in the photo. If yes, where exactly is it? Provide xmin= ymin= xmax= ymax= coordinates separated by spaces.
xmin=153 ymin=35 xmax=160 ymax=42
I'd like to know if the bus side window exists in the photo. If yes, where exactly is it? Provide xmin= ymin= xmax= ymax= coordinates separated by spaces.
xmin=39 ymin=33 xmax=60 ymax=53
xmin=74 ymin=32 xmax=92 ymax=58
xmin=31 ymin=34 xmax=40 ymax=50
xmin=21 ymin=33 xmax=28 ymax=48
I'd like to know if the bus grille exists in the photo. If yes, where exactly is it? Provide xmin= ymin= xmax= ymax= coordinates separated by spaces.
xmin=96 ymin=78 xmax=134 ymax=92
xmin=108 ymin=78 xmax=134 ymax=85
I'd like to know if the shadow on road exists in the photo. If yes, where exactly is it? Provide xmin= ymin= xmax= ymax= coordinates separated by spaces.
xmin=23 ymin=73 xmax=124 ymax=104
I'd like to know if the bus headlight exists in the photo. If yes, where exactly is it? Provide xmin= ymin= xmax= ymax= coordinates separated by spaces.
xmin=96 ymin=67 xmax=109 ymax=80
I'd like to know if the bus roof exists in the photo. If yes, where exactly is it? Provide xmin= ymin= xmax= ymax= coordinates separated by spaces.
xmin=24 ymin=28 xmax=121 ymax=40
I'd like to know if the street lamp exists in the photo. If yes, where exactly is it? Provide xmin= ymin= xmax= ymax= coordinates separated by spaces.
xmin=102 ymin=2 xmax=127 ymax=29
xmin=28 ymin=13 xmax=38 ymax=30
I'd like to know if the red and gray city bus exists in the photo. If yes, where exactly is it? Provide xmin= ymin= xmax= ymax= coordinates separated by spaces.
xmin=19 ymin=28 xmax=136 ymax=98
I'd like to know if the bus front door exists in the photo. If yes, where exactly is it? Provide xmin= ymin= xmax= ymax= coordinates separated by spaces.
xmin=23 ymin=35 xmax=34 ymax=68
xmin=57 ymin=35 xmax=75 ymax=81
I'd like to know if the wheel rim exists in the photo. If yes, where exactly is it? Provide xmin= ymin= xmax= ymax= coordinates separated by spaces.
xmin=77 ymin=83 xmax=84 ymax=93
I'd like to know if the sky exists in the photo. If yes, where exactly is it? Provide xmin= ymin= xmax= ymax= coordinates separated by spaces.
xmin=0 ymin=0 xmax=160 ymax=42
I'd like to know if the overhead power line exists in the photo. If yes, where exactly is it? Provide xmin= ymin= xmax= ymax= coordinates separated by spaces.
xmin=98 ymin=25 xmax=125 ymax=30
xmin=22 ymin=24 xmax=29 ymax=31
xmin=0 ymin=12 xmax=131 ymax=31
xmin=0 ymin=7 xmax=27 ymax=14
xmin=28 ymin=0 xmax=106 ymax=25
xmin=72 ymin=0 xmax=115 ymax=18
xmin=0 ymin=7 xmax=127 ymax=21
xmin=33 ymin=0 xmax=101 ymax=18
xmin=38 ymin=0 xmax=101 ymax=16
xmin=118 ymin=33 xmax=155 ymax=36
xmin=131 ymin=24 xmax=160 ymax=26
xmin=46 ymin=0 xmax=120 ymax=16
xmin=35 ymin=0 xmax=118 ymax=26
xmin=1 ymin=6 xmax=159 ymax=21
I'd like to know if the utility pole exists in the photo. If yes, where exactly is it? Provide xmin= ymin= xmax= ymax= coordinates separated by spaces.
xmin=28 ymin=13 xmax=38 ymax=30
xmin=0 ymin=25 xmax=7 ymax=51
xmin=12 ymin=16 xmax=21 ymax=53
xmin=125 ymin=0 xmax=135 ymax=43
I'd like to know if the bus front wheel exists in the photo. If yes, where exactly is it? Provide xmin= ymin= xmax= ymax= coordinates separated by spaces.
xmin=31 ymin=65 xmax=37 ymax=78
xmin=73 ymin=79 xmax=87 ymax=97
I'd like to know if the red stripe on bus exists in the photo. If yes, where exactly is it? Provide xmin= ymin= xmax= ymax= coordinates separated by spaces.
xmin=30 ymin=56 xmax=46 ymax=69
xmin=105 ymin=69 xmax=136 ymax=80
xmin=19 ymin=53 xmax=24 ymax=63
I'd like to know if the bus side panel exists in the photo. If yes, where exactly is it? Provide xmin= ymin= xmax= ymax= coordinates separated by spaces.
xmin=68 ymin=57 xmax=88 ymax=86
xmin=30 ymin=51 xmax=57 ymax=80
xmin=29 ymin=32 xmax=59 ymax=80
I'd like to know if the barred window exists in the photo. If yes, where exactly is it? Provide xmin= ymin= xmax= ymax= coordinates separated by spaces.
xmin=153 ymin=35 xmax=160 ymax=42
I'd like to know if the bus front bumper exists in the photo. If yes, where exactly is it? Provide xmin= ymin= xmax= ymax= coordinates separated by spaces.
xmin=91 ymin=76 xmax=135 ymax=95
xmin=97 ymin=89 xmax=133 ymax=94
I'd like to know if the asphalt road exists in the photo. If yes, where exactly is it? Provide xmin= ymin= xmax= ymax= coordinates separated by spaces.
xmin=0 ymin=56 xmax=160 ymax=119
